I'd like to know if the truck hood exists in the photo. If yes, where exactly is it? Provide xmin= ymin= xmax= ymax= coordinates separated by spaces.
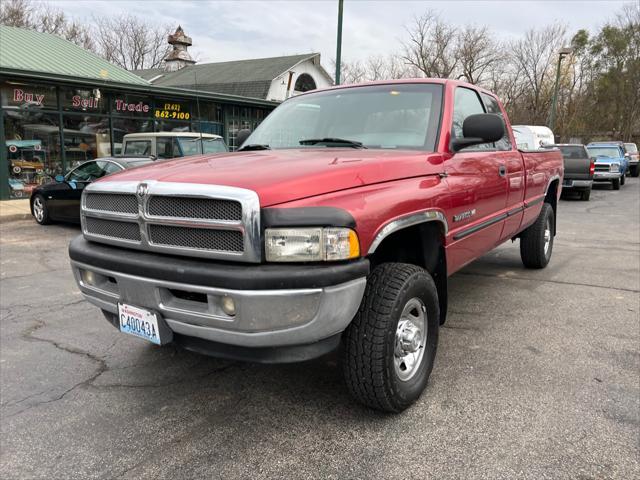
xmin=105 ymin=148 xmax=444 ymax=206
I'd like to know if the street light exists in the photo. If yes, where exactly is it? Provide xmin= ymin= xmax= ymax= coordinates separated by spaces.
xmin=335 ymin=0 xmax=344 ymax=85
xmin=549 ymin=46 xmax=573 ymax=132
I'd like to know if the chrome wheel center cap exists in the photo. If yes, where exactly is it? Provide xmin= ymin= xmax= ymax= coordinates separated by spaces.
xmin=399 ymin=324 xmax=422 ymax=353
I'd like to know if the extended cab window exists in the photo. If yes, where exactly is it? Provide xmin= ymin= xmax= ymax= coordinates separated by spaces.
xmin=245 ymin=83 xmax=443 ymax=151
xmin=480 ymin=93 xmax=512 ymax=151
xmin=124 ymin=140 xmax=151 ymax=156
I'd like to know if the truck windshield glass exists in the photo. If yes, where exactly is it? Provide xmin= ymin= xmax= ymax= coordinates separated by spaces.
xmin=625 ymin=143 xmax=638 ymax=153
xmin=245 ymin=83 xmax=443 ymax=151
xmin=559 ymin=146 xmax=587 ymax=159
xmin=588 ymin=147 xmax=621 ymax=158
xmin=202 ymin=138 xmax=227 ymax=154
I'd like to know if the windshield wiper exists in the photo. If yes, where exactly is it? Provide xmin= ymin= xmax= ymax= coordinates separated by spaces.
xmin=237 ymin=144 xmax=271 ymax=151
xmin=299 ymin=138 xmax=367 ymax=148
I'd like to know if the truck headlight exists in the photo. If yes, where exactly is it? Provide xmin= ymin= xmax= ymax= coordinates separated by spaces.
xmin=265 ymin=227 xmax=360 ymax=262
xmin=610 ymin=163 xmax=620 ymax=172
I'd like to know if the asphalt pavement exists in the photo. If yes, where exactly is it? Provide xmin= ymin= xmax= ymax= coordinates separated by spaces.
xmin=1 ymin=179 xmax=638 ymax=479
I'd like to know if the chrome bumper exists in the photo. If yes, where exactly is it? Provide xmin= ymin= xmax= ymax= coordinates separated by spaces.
xmin=563 ymin=179 xmax=593 ymax=188
xmin=593 ymin=172 xmax=621 ymax=180
xmin=71 ymin=261 xmax=366 ymax=348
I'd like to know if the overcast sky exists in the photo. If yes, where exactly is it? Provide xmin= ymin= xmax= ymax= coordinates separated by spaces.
xmin=56 ymin=0 xmax=628 ymax=66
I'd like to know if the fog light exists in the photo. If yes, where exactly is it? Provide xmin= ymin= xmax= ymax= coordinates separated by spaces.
xmin=82 ymin=269 xmax=96 ymax=286
xmin=221 ymin=296 xmax=236 ymax=316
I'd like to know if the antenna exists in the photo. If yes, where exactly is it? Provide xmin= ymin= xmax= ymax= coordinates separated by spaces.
xmin=194 ymin=70 xmax=204 ymax=153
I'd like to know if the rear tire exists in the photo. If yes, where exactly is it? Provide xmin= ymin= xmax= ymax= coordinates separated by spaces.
xmin=581 ymin=189 xmax=591 ymax=201
xmin=612 ymin=178 xmax=620 ymax=190
xmin=520 ymin=203 xmax=554 ymax=269
xmin=342 ymin=263 xmax=439 ymax=413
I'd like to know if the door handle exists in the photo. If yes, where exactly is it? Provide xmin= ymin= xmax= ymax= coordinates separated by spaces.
xmin=498 ymin=165 xmax=507 ymax=177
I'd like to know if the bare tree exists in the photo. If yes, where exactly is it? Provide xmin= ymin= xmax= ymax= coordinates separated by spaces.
xmin=401 ymin=11 xmax=458 ymax=78
xmin=92 ymin=14 xmax=171 ymax=71
xmin=456 ymin=25 xmax=501 ymax=85
xmin=509 ymin=23 xmax=568 ymax=124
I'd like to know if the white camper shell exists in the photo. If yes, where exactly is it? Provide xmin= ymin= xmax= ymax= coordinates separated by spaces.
xmin=512 ymin=125 xmax=555 ymax=151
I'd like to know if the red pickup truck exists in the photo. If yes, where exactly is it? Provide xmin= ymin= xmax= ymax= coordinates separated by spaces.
xmin=69 ymin=79 xmax=563 ymax=412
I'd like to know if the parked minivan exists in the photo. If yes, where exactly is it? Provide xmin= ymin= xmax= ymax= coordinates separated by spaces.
xmin=122 ymin=132 xmax=228 ymax=159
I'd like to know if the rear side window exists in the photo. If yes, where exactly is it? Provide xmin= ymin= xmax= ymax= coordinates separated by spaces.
xmin=480 ymin=93 xmax=512 ymax=151
xmin=559 ymin=146 xmax=588 ymax=159
xmin=124 ymin=140 xmax=151 ymax=156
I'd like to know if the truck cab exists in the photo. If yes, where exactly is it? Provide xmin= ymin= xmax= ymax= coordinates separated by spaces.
xmin=122 ymin=132 xmax=228 ymax=159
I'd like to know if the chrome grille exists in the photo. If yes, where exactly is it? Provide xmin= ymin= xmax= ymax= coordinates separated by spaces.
xmin=84 ymin=217 xmax=141 ymax=242
xmin=81 ymin=181 xmax=261 ymax=262
xmin=85 ymin=193 xmax=138 ymax=214
xmin=148 ymin=225 xmax=243 ymax=252
xmin=147 ymin=196 xmax=241 ymax=221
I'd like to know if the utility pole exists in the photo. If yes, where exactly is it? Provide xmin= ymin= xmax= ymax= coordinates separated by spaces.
xmin=549 ymin=47 xmax=573 ymax=132
xmin=335 ymin=0 xmax=344 ymax=85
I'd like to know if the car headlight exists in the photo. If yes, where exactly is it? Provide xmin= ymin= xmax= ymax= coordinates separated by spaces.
xmin=610 ymin=163 xmax=620 ymax=172
xmin=265 ymin=227 xmax=360 ymax=262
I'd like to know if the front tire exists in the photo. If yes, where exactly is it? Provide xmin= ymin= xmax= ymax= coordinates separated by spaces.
xmin=520 ymin=203 xmax=554 ymax=269
xmin=32 ymin=194 xmax=52 ymax=225
xmin=621 ymin=172 xmax=626 ymax=186
xmin=612 ymin=178 xmax=620 ymax=190
xmin=342 ymin=263 xmax=439 ymax=413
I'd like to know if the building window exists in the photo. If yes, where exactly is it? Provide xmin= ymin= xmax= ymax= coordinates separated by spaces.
xmin=60 ymin=87 xmax=106 ymax=113
xmin=61 ymin=114 xmax=111 ymax=168
xmin=4 ymin=111 xmax=61 ymax=198
xmin=294 ymin=74 xmax=316 ymax=93
xmin=1 ymin=81 xmax=57 ymax=110
xmin=111 ymin=94 xmax=152 ymax=117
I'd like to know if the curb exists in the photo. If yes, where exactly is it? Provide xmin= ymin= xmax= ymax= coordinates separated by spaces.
xmin=0 ymin=213 xmax=32 ymax=223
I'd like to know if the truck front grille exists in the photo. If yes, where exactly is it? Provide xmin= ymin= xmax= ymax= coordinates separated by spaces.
xmin=85 ymin=193 xmax=138 ymax=214
xmin=594 ymin=165 xmax=609 ymax=172
xmin=84 ymin=217 xmax=141 ymax=242
xmin=148 ymin=225 xmax=244 ymax=252
xmin=147 ymin=196 xmax=241 ymax=221
xmin=80 ymin=181 xmax=261 ymax=262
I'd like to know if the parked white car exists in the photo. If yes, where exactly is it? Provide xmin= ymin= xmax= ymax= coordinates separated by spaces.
xmin=122 ymin=132 xmax=228 ymax=159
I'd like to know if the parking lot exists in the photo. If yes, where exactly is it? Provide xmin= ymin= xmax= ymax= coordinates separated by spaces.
xmin=1 ymin=179 xmax=638 ymax=479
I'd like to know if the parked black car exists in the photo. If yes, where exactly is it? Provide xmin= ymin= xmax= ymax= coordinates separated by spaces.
xmin=30 ymin=156 xmax=154 ymax=225
xmin=557 ymin=144 xmax=594 ymax=201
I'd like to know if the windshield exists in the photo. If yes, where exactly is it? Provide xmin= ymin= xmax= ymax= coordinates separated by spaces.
xmin=587 ymin=146 xmax=622 ymax=158
xmin=244 ymin=83 xmax=443 ymax=151
xmin=624 ymin=143 xmax=638 ymax=153
xmin=176 ymin=137 xmax=227 ymax=156
xmin=559 ymin=146 xmax=587 ymax=159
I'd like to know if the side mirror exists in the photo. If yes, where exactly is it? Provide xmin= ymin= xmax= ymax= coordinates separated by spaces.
xmin=451 ymin=113 xmax=505 ymax=152
xmin=236 ymin=129 xmax=251 ymax=148
xmin=55 ymin=174 xmax=64 ymax=182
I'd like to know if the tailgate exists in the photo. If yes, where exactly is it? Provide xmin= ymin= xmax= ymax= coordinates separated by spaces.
xmin=564 ymin=157 xmax=591 ymax=180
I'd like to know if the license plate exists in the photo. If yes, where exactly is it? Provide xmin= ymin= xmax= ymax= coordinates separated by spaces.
xmin=118 ymin=303 xmax=162 ymax=345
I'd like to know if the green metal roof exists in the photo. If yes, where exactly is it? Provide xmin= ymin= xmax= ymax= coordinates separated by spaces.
xmin=0 ymin=26 xmax=149 ymax=86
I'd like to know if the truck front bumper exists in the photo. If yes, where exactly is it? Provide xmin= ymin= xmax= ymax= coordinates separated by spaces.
xmin=593 ymin=171 xmax=621 ymax=181
xmin=69 ymin=236 xmax=369 ymax=362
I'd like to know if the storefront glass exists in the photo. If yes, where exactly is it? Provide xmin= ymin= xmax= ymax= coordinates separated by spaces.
xmin=111 ymin=117 xmax=154 ymax=155
xmin=4 ymin=111 xmax=61 ymax=198
xmin=61 ymin=114 xmax=111 ymax=168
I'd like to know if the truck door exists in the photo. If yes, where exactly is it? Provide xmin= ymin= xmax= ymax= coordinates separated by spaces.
xmin=444 ymin=87 xmax=508 ymax=270
xmin=480 ymin=93 xmax=525 ymax=241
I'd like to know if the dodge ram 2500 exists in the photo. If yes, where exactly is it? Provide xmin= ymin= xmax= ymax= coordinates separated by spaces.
xmin=69 ymin=79 xmax=563 ymax=412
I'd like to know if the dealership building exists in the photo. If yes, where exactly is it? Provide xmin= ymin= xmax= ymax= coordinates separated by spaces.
xmin=0 ymin=25 xmax=331 ymax=200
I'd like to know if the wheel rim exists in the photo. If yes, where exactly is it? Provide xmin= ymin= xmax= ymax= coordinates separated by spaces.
xmin=33 ymin=197 xmax=44 ymax=222
xmin=394 ymin=297 xmax=427 ymax=382
xmin=543 ymin=218 xmax=552 ymax=255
